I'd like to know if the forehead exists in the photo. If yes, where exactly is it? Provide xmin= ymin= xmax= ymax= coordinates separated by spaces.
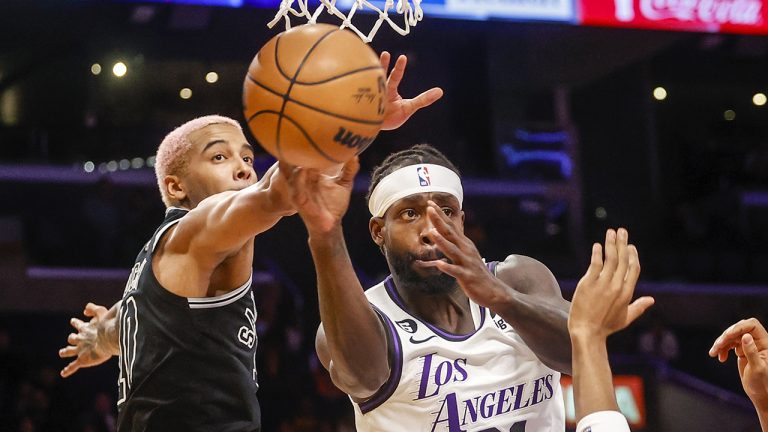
xmin=187 ymin=123 xmax=247 ymax=149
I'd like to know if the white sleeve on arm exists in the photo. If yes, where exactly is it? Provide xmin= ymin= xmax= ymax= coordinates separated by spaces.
xmin=576 ymin=411 xmax=631 ymax=432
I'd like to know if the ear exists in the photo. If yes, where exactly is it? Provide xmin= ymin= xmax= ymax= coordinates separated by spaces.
xmin=369 ymin=217 xmax=385 ymax=248
xmin=164 ymin=175 xmax=187 ymax=204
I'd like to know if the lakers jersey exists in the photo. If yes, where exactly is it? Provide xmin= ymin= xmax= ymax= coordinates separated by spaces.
xmin=117 ymin=207 xmax=261 ymax=431
xmin=353 ymin=263 xmax=565 ymax=432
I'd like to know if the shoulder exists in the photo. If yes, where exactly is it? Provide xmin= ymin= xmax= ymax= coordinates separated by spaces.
xmin=494 ymin=254 xmax=562 ymax=299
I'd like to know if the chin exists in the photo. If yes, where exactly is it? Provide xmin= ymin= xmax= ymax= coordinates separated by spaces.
xmin=388 ymin=250 xmax=457 ymax=295
xmin=412 ymin=264 xmax=442 ymax=276
xmin=401 ymin=265 xmax=457 ymax=295
xmin=418 ymin=274 xmax=458 ymax=295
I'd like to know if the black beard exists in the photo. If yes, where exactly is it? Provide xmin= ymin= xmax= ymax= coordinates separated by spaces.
xmin=387 ymin=250 xmax=457 ymax=295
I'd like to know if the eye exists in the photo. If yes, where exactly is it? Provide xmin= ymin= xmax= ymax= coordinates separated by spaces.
xmin=442 ymin=207 xmax=454 ymax=217
xmin=401 ymin=209 xmax=418 ymax=221
xmin=212 ymin=154 xmax=225 ymax=162
xmin=243 ymin=156 xmax=253 ymax=165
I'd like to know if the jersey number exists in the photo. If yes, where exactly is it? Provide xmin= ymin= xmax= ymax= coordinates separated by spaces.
xmin=117 ymin=297 xmax=138 ymax=405
xmin=478 ymin=421 xmax=527 ymax=432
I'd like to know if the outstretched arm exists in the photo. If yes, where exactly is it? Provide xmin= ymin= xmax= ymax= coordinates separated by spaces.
xmin=421 ymin=201 xmax=572 ymax=373
xmin=287 ymin=53 xmax=442 ymax=398
xmin=568 ymin=228 xmax=653 ymax=426
xmin=710 ymin=318 xmax=768 ymax=430
xmin=166 ymin=162 xmax=295 ymax=262
xmin=283 ymin=160 xmax=390 ymax=400
xmin=59 ymin=301 xmax=121 ymax=378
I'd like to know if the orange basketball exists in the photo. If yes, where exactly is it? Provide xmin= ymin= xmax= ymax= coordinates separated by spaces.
xmin=243 ymin=24 xmax=386 ymax=169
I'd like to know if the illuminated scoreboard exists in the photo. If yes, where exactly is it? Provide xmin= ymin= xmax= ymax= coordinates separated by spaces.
xmin=347 ymin=0 xmax=577 ymax=22
xmin=118 ymin=0 xmax=768 ymax=36
xmin=580 ymin=0 xmax=768 ymax=35
xmin=560 ymin=375 xmax=648 ymax=429
xmin=133 ymin=0 xmax=245 ymax=5
xmin=122 ymin=0 xmax=577 ymax=22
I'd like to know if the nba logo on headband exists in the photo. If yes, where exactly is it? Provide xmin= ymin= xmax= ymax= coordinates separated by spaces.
xmin=417 ymin=166 xmax=431 ymax=186
xmin=368 ymin=163 xmax=463 ymax=217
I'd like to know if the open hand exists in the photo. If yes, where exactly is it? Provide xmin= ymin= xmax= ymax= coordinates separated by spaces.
xmin=59 ymin=303 xmax=116 ymax=378
xmin=420 ymin=200 xmax=509 ymax=308
xmin=568 ymin=229 xmax=654 ymax=341
xmin=379 ymin=52 xmax=443 ymax=131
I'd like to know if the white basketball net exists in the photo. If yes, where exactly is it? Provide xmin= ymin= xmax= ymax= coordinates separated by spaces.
xmin=268 ymin=0 xmax=424 ymax=43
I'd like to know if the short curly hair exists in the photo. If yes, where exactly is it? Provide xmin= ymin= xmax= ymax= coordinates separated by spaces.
xmin=155 ymin=115 xmax=242 ymax=207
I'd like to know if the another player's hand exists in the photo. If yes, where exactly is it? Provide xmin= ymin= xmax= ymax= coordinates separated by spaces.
xmin=709 ymin=318 xmax=768 ymax=410
xmin=59 ymin=303 xmax=117 ymax=378
xmin=419 ymin=201 xmax=510 ymax=309
xmin=280 ymin=158 xmax=359 ymax=235
xmin=379 ymin=52 xmax=443 ymax=131
xmin=568 ymin=229 xmax=654 ymax=341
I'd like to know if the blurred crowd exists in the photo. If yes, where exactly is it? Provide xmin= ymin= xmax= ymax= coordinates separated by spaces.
xmin=0 ymin=275 xmax=354 ymax=432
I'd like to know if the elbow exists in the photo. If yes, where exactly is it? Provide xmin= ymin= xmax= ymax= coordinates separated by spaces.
xmin=330 ymin=362 xmax=390 ymax=398
xmin=541 ymin=354 xmax=572 ymax=376
xmin=558 ymin=328 xmax=574 ymax=375
xmin=551 ymin=338 xmax=574 ymax=375
xmin=537 ymin=332 xmax=573 ymax=375
xmin=551 ymin=359 xmax=573 ymax=376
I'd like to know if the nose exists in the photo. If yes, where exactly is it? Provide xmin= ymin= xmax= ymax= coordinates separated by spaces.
xmin=420 ymin=216 xmax=435 ymax=246
xmin=235 ymin=161 xmax=252 ymax=181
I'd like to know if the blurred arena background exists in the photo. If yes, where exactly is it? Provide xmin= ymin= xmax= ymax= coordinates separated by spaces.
xmin=1 ymin=0 xmax=768 ymax=430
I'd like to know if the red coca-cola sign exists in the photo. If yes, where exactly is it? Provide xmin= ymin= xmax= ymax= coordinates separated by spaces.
xmin=580 ymin=0 xmax=768 ymax=34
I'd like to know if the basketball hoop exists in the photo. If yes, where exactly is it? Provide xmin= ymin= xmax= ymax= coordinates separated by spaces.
xmin=267 ymin=0 xmax=424 ymax=43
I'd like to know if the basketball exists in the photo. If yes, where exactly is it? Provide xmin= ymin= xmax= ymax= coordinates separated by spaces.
xmin=243 ymin=24 xmax=387 ymax=169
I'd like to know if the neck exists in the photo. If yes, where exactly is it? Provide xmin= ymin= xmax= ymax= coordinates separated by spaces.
xmin=390 ymin=273 xmax=475 ymax=335
xmin=179 ymin=196 xmax=196 ymax=209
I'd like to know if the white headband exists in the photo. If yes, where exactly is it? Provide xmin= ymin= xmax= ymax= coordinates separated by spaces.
xmin=368 ymin=163 xmax=464 ymax=217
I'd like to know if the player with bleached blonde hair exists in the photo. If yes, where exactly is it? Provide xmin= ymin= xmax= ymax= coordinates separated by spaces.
xmin=57 ymin=51 xmax=441 ymax=431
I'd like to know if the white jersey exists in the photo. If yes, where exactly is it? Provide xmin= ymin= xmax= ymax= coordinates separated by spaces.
xmin=354 ymin=262 xmax=565 ymax=432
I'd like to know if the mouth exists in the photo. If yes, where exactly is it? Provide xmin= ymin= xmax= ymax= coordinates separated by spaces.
xmin=411 ymin=251 xmax=451 ymax=269
xmin=414 ymin=250 xmax=447 ymax=261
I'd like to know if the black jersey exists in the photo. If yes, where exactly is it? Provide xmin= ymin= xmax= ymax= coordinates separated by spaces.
xmin=117 ymin=207 xmax=261 ymax=432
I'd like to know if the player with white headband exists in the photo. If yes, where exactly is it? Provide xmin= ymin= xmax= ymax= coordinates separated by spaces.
xmin=282 ymin=143 xmax=573 ymax=431
xmin=367 ymin=163 xmax=464 ymax=218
